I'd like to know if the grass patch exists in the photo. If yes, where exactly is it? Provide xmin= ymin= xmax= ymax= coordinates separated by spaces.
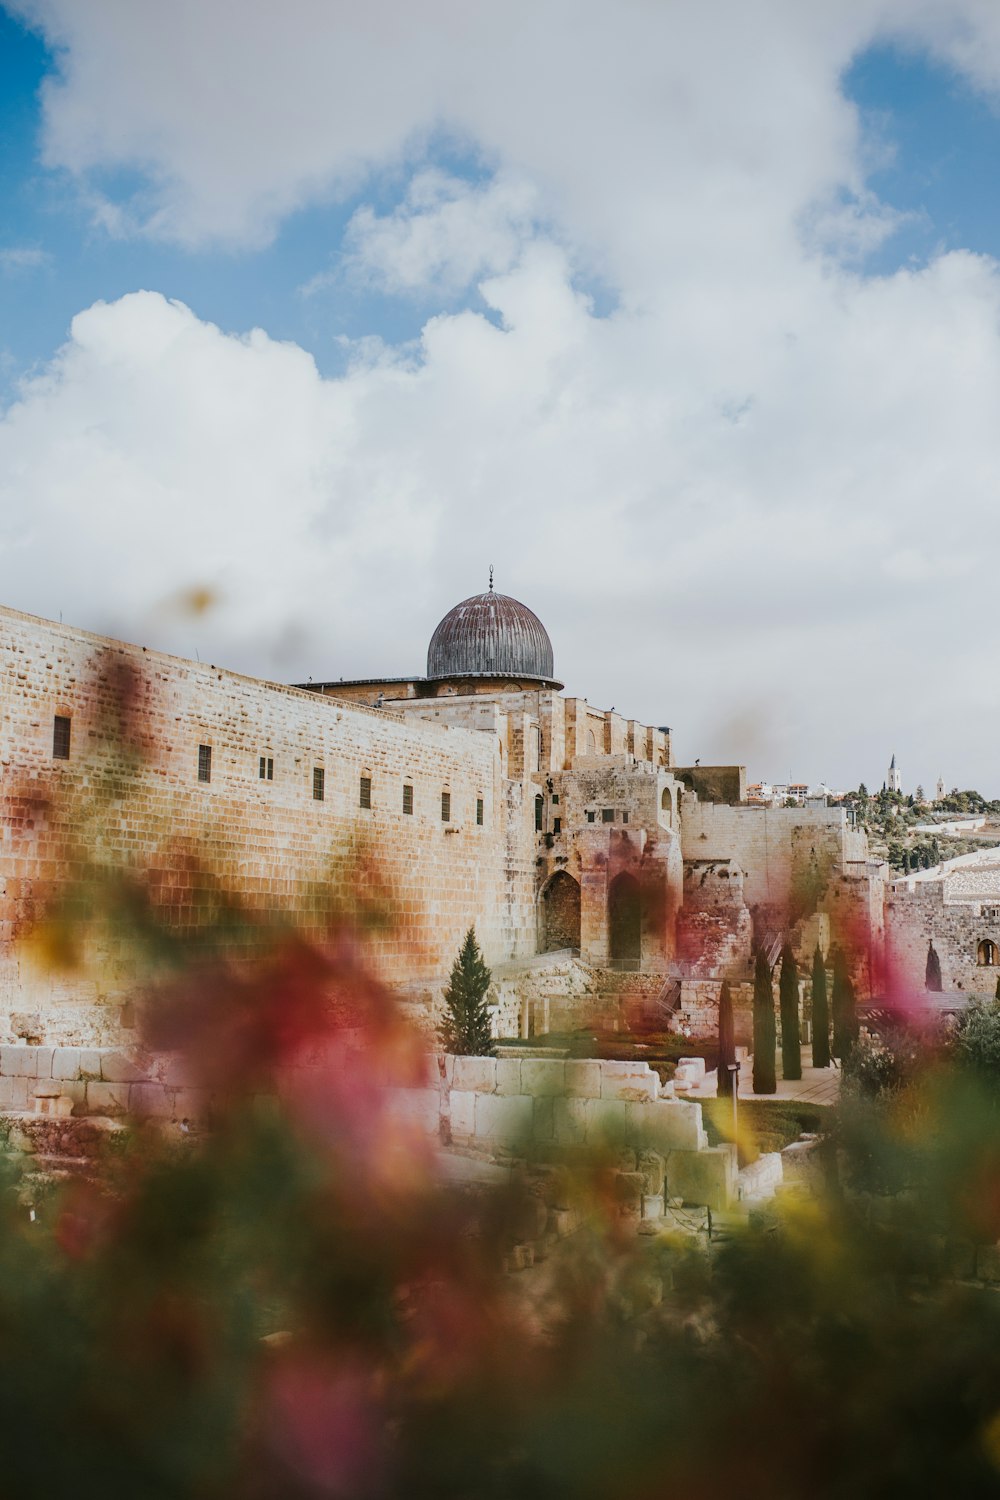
xmin=702 ymin=1098 xmax=831 ymax=1164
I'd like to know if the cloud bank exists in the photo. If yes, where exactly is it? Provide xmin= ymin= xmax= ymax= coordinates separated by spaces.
xmin=4 ymin=0 xmax=1000 ymax=792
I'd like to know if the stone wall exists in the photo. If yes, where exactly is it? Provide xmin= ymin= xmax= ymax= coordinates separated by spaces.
xmin=0 ymin=605 xmax=533 ymax=1040
xmin=886 ymin=881 xmax=1000 ymax=999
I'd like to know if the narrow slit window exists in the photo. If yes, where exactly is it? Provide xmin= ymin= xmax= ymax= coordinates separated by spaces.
xmin=476 ymin=797 xmax=484 ymax=826
xmin=52 ymin=714 xmax=71 ymax=760
xmin=622 ymin=811 xmax=629 ymax=824
xmin=402 ymin=784 xmax=414 ymax=815
xmin=259 ymin=756 xmax=274 ymax=781
xmin=197 ymin=743 xmax=212 ymax=783
xmin=551 ymin=793 xmax=559 ymax=805
xmin=313 ymin=767 xmax=325 ymax=801
xmin=535 ymin=794 xmax=544 ymax=831
xmin=360 ymin=775 xmax=372 ymax=809
xmin=553 ymin=817 xmax=561 ymax=834
xmin=587 ymin=810 xmax=596 ymax=823
xmin=441 ymin=791 xmax=451 ymax=822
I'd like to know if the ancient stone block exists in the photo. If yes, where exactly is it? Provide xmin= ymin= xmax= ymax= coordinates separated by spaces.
xmin=532 ymin=1095 xmax=555 ymax=1142
xmin=519 ymin=1059 xmax=565 ymax=1096
xmin=453 ymin=1057 xmax=497 ymax=1094
xmin=630 ymin=1098 xmax=704 ymax=1152
xmin=51 ymin=1047 xmax=82 ymax=1081
xmin=101 ymin=1051 xmax=146 ymax=1083
xmin=552 ymin=1096 xmax=588 ymax=1145
xmin=474 ymin=1093 xmax=532 ymax=1149
xmin=667 ymin=1144 xmax=737 ymax=1211
xmin=0 ymin=1076 xmax=28 ymax=1109
xmin=85 ymin=1081 xmax=129 ymax=1116
xmin=495 ymin=1059 xmax=522 ymax=1095
xmin=387 ymin=1088 xmax=440 ymax=1137
xmin=128 ymin=1082 xmax=175 ymax=1119
xmin=0 ymin=1045 xmax=33 ymax=1078
xmin=599 ymin=1060 xmax=658 ymax=1103
xmin=614 ymin=1171 xmax=644 ymax=1216
xmin=449 ymin=1089 xmax=476 ymax=1138
xmin=638 ymin=1149 xmax=665 ymax=1196
xmin=564 ymin=1060 xmax=601 ymax=1098
xmin=585 ymin=1098 xmax=628 ymax=1141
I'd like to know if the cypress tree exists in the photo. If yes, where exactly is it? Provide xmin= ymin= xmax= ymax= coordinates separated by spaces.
xmin=717 ymin=980 xmax=736 ymax=1099
xmin=811 ymin=946 xmax=831 ymax=1068
xmin=439 ymin=927 xmax=496 ymax=1057
xmin=831 ymin=947 xmax=859 ymax=1063
xmin=925 ymin=940 xmax=942 ymax=993
xmin=995 ymin=975 xmax=1000 ymax=1003
xmin=752 ymin=949 xmax=776 ymax=1095
xmin=779 ymin=942 xmax=801 ymax=1081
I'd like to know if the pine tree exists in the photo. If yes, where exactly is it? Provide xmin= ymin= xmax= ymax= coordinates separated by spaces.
xmin=439 ymin=927 xmax=496 ymax=1057
xmin=811 ymin=946 xmax=830 ymax=1068
xmin=779 ymin=942 xmax=801 ymax=1081
xmin=752 ymin=949 xmax=776 ymax=1095
xmin=716 ymin=980 xmax=736 ymax=1099
xmin=831 ymin=947 xmax=858 ymax=1063
xmin=925 ymin=940 xmax=942 ymax=993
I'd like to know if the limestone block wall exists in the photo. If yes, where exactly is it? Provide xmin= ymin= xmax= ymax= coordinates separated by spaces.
xmin=680 ymin=801 xmax=869 ymax=913
xmin=886 ymin=882 xmax=1000 ymax=998
xmin=0 ymin=606 xmax=535 ymax=1039
xmin=394 ymin=1053 xmax=736 ymax=1210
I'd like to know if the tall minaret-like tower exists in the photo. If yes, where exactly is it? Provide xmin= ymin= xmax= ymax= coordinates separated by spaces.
xmin=887 ymin=753 xmax=902 ymax=794
xmin=936 ymin=775 xmax=946 ymax=802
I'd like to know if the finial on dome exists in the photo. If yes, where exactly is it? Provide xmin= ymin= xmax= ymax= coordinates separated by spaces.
xmin=488 ymin=564 xmax=494 ymax=592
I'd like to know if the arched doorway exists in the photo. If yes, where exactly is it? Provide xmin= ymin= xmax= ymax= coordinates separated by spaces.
xmin=540 ymin=871 xmax=581 ymax=952
xmin=978 ymin=939 xmax=998 ymax=967
xmin=609 ymin=872 xmax=642 ymax=969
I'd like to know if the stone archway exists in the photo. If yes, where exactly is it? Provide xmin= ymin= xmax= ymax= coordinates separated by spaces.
xmin=540 ymin=871 xmax=581 ymax=952
xmin=609 ymin=872 xmax=642 ymax=969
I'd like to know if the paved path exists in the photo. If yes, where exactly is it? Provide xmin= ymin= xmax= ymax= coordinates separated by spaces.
xmin=684 ymin=1045 xmax=840 ymax=1107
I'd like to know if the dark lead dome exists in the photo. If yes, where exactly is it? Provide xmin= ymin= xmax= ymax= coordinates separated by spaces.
xmin=427 ymin=587 xmax=555 ymax=681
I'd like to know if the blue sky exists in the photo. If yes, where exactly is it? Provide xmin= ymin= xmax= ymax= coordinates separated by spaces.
xmin=3 ymin=1 xmax=1000 ymax=793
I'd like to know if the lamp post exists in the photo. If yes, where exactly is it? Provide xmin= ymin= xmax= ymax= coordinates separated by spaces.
xmin=728 ymin=1061 xmax=740 ymax=1149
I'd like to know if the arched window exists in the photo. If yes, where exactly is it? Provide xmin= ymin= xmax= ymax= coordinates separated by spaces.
xmin=660 ymin=786 xmax=672 ymax=827
xmin=978 ymin=939 xmax=998 ymax=967
xmin=534 ymin=794 xmax=544 ymax=831
xmin=587 ymin=729 xmax=598 ymax=753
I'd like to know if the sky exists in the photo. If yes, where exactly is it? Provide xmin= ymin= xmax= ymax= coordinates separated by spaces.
xmin=2 ymin=3 xmax=1000 ymax=796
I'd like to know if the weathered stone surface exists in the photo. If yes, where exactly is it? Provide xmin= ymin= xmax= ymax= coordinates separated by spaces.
xmin=494 ymin=1059 xmax=522 ymax=1096
xmin=128 ymin=1082 xmax=175 ymax=1119
xmin=85 ymin=1081 xmax=130 ymax=1116
xmin=0 ymin=1076 xmax=28 ymax=1109
xmin=453 ymin=1057 xmax=497 ymax=1094
xmin=532 ymin=1095 xmax=555 ymax=1142
xmin=519 ymin=1059 xmax=565 ymax=1097
xmin=0 ymin=1046 xmax=34 ymax=1078
xmin=600 ymin=1061 xmax=658 ymax=1103
xmin=474 ymin=1093 xmax=532 ymax=1148
xmin=585 ymin=1098 xmax=628 ymax=1140
xmin=51 ymin=1048 xmax=82 ymax=1080
xmin=101 ymin=1051 xmax=146 ymax=1083
xmin=564 ymin=1060 xmax=601 ymax=1098
xmin=615 ymin=1172 xmax=644 ymax=1216
xmin=630 ymin=1098 xmax=704 ymax=1152
xmin=449 ymin=1090 xmax=476 ymax=1138
xmin=552 ymin=1096 xmax=588 ymax=1145
xmin=642 ymin=1193 xmax=665 ymax=1220
xmin=387 ymin=1088 xmax=439 ymax=1136
xmin=977 ymin=1244 xmax=1000 ymax=1283
xmin=638 ymin=1149 xmax=665 ymax=1196
xmin=668 ymin=1144 xmax=737 ymax=1212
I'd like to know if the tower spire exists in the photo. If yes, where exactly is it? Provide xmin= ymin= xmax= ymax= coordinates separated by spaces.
xmin=488 ymin=564 xmax=494 ymax=593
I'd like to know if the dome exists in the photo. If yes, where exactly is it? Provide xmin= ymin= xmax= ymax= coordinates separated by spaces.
xmin=427 ymin=585 xmax=555 ymax=681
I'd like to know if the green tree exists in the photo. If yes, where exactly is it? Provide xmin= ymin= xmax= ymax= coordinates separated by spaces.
xmin=925 ymin=939 xmax=942 ymax=993
xmin=716 ymin=980 xmax=736 ymax=1099
xmin=811 ymin=946 xmax=830 ymax=1068
xmin=439 ymin=927 xmax=496 ymax=1056
xmin=752 ymin=949 xmax=776 ymax=1095
xmin=831 ymin=947 xmax=858 ymax=1063
xmin=956 ymin=995 xmax=1000 ymax=1088
xmin=778 ymin=942 xmax=801 ymax=1081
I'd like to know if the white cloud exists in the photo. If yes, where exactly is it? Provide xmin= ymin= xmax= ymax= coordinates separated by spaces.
xmin=336 ymin=170 xmax=542 ymax=299
xmin=6 ymin=0 xmax=1000 ymax=793
xmin=0 ymin=246 xmax=51 ymax=272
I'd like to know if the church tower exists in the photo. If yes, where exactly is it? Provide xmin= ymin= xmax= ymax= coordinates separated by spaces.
xmin=887 ymin=753 xmax=901 ymax=794
xmin=936 ymin=775 xmax=946 ymax=803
